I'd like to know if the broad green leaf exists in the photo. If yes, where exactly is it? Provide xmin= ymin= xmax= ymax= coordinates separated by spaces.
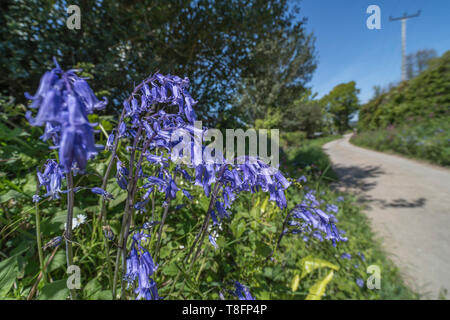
xmin=0 ymin=255 xmax=19 ymax=297
xmin=300 ymin=255 xmax=339 ymax=279
xmin=47 ymin=250 xmax=66 ymax=272
xmin=305 ymin=270 xmax=334 ymax=300
xmin=260 ymin=196 xmax=269 ymax=214
xmin=90 ymin=290 xmax=112 ymax=300
xmin=0 ymin=190 xmax=23 ymax=203
xmin=38 ymin=279 xmax=69 ymax=300
xmin=84 ymin=278 xmax=102 ymax=298
xmin=291 ymin=274 xmax=300 ymax=292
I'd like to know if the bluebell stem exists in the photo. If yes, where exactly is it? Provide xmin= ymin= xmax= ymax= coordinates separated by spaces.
xmin=26 ymin=59 xmax=106 ymax=300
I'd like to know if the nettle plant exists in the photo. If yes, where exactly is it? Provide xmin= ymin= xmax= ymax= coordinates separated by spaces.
xmin=26 ymin=60 xmax=347 ymax=300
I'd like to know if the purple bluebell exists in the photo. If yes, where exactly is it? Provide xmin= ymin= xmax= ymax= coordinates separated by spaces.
xmin=209 ymin=234 xmax=218 ymax=249
xmin=356 ymin=278 xmax=364 ymax=288
xmin=341 ymin=253 xmax=352 ymax=260
xmin=42 ymin=236 xmax=63 ymax=250
xmin=25 ymin=59 xmax=106 ymax=172
xmin=37 ymin=160 xmax=65 ymax=200
xmin=124 ymin=229 xmax=160 ymax=300
xmin=358 ymin=252 xmax=366 ymax=262
xmin=106 ymin=133 xmax=115 ymax=150
xmin=233 ymin=281 xmax=255 ymax=300
xmin=288 ymin=190 xmax=347 ymax=245
xmin=91 ymin=187 xmax=114 ymax=200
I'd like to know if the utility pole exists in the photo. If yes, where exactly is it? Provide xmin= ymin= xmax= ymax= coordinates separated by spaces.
xmin=389 ymin=10 xmax=421 ymax=81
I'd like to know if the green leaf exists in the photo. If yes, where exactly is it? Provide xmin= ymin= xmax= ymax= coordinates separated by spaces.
xmin=300 ymin=255 xmax=339 ymax=279
xmin=90 ymin=290 xmax=112 ymax=300
xmin=0 ymin=190 xmax=23 ymax=203
xmin=46 ymin=250 xmax=66 ymax=272
xmin=38 ymin=279 xmax=69 ymax=300
xmin=0 ymin=254 xmax=19 ymax=297
xmin=305 ymin=270 xmax=334 ymax=300
xmin=291 ymin=274 xmax=300 ymax=292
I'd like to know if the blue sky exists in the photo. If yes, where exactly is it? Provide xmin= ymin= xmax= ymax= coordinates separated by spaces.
xmin=298 ymin=0 xmax=450 ymax=103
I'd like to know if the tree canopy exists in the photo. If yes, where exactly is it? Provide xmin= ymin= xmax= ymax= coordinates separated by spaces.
xmin=1 ymin=0 xmax=316 ymax=127
xmin=321 ymin=81 xmax=360 ymax=133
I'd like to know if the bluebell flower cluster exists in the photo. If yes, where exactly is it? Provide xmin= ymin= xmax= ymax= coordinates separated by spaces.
xmin=111 ymin=73 xmax=292 ymax=238
xmin=288 ymin=190 xmax=347 ymax=246
xmin=25 ymin=59 xmax=106 ymax=172
xmin=124 ymin=230 xmax=160 ymax=300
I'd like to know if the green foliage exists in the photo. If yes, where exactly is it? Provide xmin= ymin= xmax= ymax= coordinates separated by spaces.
xmin=351 ymin=117 xmax=450 ymax=166
xmin=359 ymin=50 xmax=450 ymax=130
xmin=0 ymin=0 xmax=314 ymax=127
xmin=321 ymin=81 xmax=360 ymax=134
xmin=0 ymin=112 xmax=416 ymax=299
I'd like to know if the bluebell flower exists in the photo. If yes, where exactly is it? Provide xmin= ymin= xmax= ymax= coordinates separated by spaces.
xmin=26 ymin=59 xmax=106 ymax=172
xmin=341 ymin=253 xmax=352 ymax=260
xmin=233 ymin=281 xmax=255 ymax=300
xmin=326 ymin=204 xmax=339 ymax=214
xmin=42 ymin=236 xmax=62 ymax=250
xmin=106 ymin=133 xmax=115 ymax=150
xmin=356 ymin=278 xmax=364 ymax=288
xmin=102 ymin=225 xmax=115 ymax=241
xmin=358 ymin=252 xmax=366 ymax=262
xmin=37 ymin=160 xmax=65 ymax=200
xmin=209 ymin=234 xmax=218 ymax=249
xmin=288 ymin=190 xmax=347 ymax=245
xmin=124 ymin=229 xmax=160 ymax=300
xmin=91 ymin=187 xmax=114 ymax=200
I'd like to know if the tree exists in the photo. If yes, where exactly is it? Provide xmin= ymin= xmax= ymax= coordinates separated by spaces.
xmin=321 ymin=81 xmax=360 ymax=133
xmin=405 ymin=49 xmax=437 ymax=79
xmin=231 ymin=5 xmax=317 ymax=128
xmin=0 ymin=0 xmax=310 ymax=127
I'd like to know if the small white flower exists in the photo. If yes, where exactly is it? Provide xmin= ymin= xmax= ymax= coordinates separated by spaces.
xmin=179 ymin=245 xmax=185 ymax=249
xmin=66 ymin=214 xmax=87 ymax=230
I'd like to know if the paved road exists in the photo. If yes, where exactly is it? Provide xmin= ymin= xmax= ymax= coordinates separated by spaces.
xmin=323 ymin=134 xmax=450 ymax=299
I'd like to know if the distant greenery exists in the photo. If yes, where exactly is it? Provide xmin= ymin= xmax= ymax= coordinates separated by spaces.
xmin=351 ymin=117 xmax=450 ymax=167
xmin=353 ymin=50 xmax=450 ymax=166
xmin=321 ymin=82 xmax=360 ymax=134
xmin=358 ymin=51 xmax=450 ymax=130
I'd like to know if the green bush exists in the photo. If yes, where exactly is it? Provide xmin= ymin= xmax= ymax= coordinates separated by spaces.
xmin=351 ymin=117 xmax=450 ymax=166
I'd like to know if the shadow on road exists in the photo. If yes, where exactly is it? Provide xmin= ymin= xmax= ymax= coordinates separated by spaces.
xmin=331 ymin=164 xmax=385 ymax=192
xmin=331 ymin=163 xmax=427 ymax=209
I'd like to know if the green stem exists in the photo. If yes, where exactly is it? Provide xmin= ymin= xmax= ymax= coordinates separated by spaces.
xmin=65 ymin=172 xmax=77 ymax=300
xmin=35 ymin=174 xmax=46 ymax=284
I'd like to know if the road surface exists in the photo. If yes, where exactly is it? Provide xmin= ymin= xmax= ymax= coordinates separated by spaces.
xmin=323 ymin=134 xmax=450 ymax=299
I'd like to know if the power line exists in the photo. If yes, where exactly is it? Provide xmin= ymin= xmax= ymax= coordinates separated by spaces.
xmin=389 ymin=10 xmax=421 ymax=81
